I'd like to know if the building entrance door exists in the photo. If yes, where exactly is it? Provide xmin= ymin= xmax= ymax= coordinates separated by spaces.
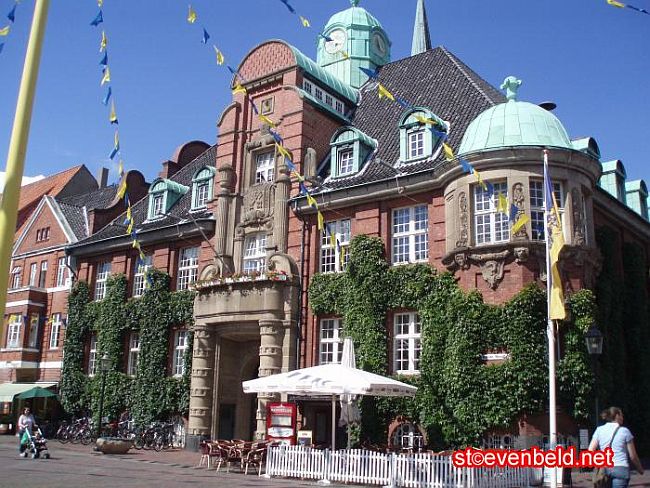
xmin=218 ymin=403 xmax=235 ymax=440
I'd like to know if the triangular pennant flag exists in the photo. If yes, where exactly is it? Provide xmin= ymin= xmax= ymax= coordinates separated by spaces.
xmin=109 ymin=131 xmax=120 ymax=160
xmin=126 ymin=219 xmax=134 ymax=235
xmin=116 ymin=177 xmax=127 ymax=199
xmin=232 ymin=82 xmax=247 ymax=95
xmin=511 ymin=214 xmax=530 ymax=235
xmin=0 ymin=25 xmax=10 ymax=36
xmin=285 ymin=158 xmax=297 ymax=172
xmin=279 ymin=0 xmax=296 ymax=14
xmin=98 ymin=0 xmax=104 ymax=7
xmin=319 ymin=33 xmax=333 ymax=43
xmin=258 ymin=114 xmax=276 ymax=127
xmin=459 ymin=159 xmax=473 ymax=174
xmin=187 ymin=4 xmax=197 ymax=23
xmin=291 ymin=170 xmax=303 ymax=181
xmin=327 ymin=224 xmax=336 ymax=249
xmin=442 ymin=143 xmax=455 ymax=161
xmin=100 ymin=66 xmax=111 ymax=86
xmin=7 ymin=4 xmax=16 ymax=23
xmin=395 ymin=96 xmax=412 ymax=109
xmin=340 ymin=246 xmax=347 ymax=268
xmin=213 ymin=45 xmax=224 ymax=65
xmin=509 ymin=204 xmax=519 ymax=223
xmin=275 ymin=143 xmax=292 ymax=160
xmin=474 ymin=170 xmax=488 ymax=191
xmin=607 ymin=0 xmax=626 ymax=7
xmin=100 ymin=31 xmax=107 ymax=52
xmin=109 ymin=101 xmax=118 ymax=125
xmin=99 ymin=51 xmax=108 ymax=67
xmin=270 ymin=130 xmax=283 ymax=144
xmin=102 ymin=86 xmax=112 ymax=106
xmin=90 ymin=10 xmax=103 ymax=27
xmin=377 ymin=83 xmax=395 ymax=101
xmin=485 ymin=181 xmax=495 ymax=197
xmin=118 ymin=159 xmax=124 ymax=177
xmin=317 ymin=211 xmax=324 ymax=231
xmin=298 ymin=182 xmax=308 ymax=195
xmin=201 ymin=27 xmax=210 ymax=44
xmin=300 ymin=15 xmax=310 ymax=27
xmin=306 ymin=193 xmax=318 ymax=209
xmin=496 ymin=193 xmax=509 ymax=214
xmin=359 ymin=66 xmax=380 ymax=80
xmin=341 ymin=51 xmax=350 ymax=60
xmin=0 ymin=43 xmax=4 ymax=54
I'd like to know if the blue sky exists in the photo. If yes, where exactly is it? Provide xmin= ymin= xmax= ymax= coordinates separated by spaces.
xmin=0 ymin=0 xmax=648 ymax=187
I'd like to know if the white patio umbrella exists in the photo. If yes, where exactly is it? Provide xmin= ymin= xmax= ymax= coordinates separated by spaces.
xmin=339 ymin=338 xmax=361 ymax=449
xmin=242 ymin=353 xmax=416 ymax=450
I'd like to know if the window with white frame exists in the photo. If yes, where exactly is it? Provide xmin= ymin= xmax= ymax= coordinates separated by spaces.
xmin=474 ymin=182 xmax=509 ymax=245
xmin=29 ymin=263 xmax=37 ymax=286
xmin=11 ymin=267 xmax=21 ymax=289
xmin=88 ymin=334 xmax=98 ymax=376
xmin=408 ymin=129 xmax=425 ymax=160
xmin=6 ymin=314 xmax=22 ymax=349
xmin=39 ymin=261 xmax=47 ymax=288
xmin=320 ymin=219 xmax=351 ymax=273
xmin=192 ymin=167 xmax=214 ymax=210
xmin=133 ymin=254 xmax=153 ymax=297
xmin=337 ymin=148 xmax=354 ymax=176
xmin=194 ymin=181 xmax=210 ymax=208
xmin=530 ymin=180 xmax=564 ymax=241
xmin=177 ymin=247 xmax=199 ymax=291
xmin=127 ymin=332 xmax=140 ymax=376
xmin=243 ymin=233 xmax=267 ymax=273
xmin=56 ymin=257 xmax=67 ymax=287
xmin=172 ymin=330 xmax=189 ymax=376
xmin=392 ymin=205 xmax=429 ymax=265
xmin=394 ymin=312 xmax=422 ymax=374
xmin=94 ymin=261 xmax=111 ymax=300
xmin=319 ymin=318 xmax=343 ymax=365
xmin=152 ymin=193 xmax=165 ymax=218
xmin=28 ymin=314 xmax=39 ymax=349
xmin=50 ymin=313 xmax=62 ymax=349
xmin=315 ymin=87 xmax=323 ymax=102
xmin=302 ymin=79 xmax=313 ymax=95
xmin=255 ymin=152 xmax=275 ymax=184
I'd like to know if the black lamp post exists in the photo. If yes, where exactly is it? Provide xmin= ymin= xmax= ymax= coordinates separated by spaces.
xmin=585 ymin=325 xmax=604 ymax=430
xmin=97 ymin=353 xmax=111 ymax=438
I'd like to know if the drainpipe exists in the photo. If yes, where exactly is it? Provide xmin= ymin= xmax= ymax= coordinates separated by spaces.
xmin=292 ymin=201 xmax=307 ymax=371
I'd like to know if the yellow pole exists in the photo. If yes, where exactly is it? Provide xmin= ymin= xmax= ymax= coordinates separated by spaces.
xmin=0 ymin=0 xmax=50 ymax=343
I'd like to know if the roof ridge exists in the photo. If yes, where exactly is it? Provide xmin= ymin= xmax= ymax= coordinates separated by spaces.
xmin=20 ymin=164 xmax=84 ymax=189
xmin=439 ymin=46 xmax=501 ymax=106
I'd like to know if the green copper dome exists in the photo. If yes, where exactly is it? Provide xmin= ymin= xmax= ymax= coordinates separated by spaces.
xmin=459 ymin=76 xmax=572 ymax=155
xmin=324 ymin=4 xmax=384 ymax=32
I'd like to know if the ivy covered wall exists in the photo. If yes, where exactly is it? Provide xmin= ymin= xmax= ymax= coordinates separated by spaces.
xmin=59 ymin=270 xmax=194 ymax=425
xmin=309 ymin=235 xmax=596 ymax=448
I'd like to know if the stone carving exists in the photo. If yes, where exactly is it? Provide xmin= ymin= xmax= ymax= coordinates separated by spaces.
xmin=241 ymin=183 xmax=275 ymax=227
xmin=456 ymin=192 xmax=469 ymax=248
xmin=511 ymin=183 xmax=528 ymax=240
xmin=513 ymin=247 xmax=529 ymax=263
xmin=468 ymin=250 xmax=511 ymax=289
xmin=572 ymin=188 xmax=586 ymax=246
xmin=454 ymin=251 xmax=470 ymax=270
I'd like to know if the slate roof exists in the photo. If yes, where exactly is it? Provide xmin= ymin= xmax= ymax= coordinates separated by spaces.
xmin=69 ymin=145 xmax=217 ymax=247
xmin=316 ymin=46 xmax=506 ymax=192
xmin=53 ymin=185 xmax=121 ymax=240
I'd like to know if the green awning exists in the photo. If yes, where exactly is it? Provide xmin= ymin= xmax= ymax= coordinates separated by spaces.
xmin=0 ymin=383 xmax=57 ymax=402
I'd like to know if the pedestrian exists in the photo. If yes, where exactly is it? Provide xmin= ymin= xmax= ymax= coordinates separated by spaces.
xmin=588 ymin=406 xmax=644 ymax=488
xmin=17 ymin=407 xmax=35 ymax=457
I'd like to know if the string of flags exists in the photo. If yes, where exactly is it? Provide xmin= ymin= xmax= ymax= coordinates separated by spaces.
xmin=89 ymin=0 xmax=152 ymax=287
xmin=0 ymin=1 xmax=19 ymax=55
xmin=606 ymin=0 xmax=649 ymax=15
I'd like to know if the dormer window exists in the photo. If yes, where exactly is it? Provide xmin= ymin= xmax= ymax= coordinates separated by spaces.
xmin=399 ymin=108 xmax=445 ymax=163
xmin=255 ymin=152 xmax=275 ymax=184
xmin=330 ymin=127 xmax=377 ymax=179
xmin=147 ymin=178 xmax=189 ymax=220
xmin=191 ymin=167 xmax=215 ymax=210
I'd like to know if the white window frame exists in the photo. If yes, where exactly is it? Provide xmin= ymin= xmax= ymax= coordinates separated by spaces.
xmin=255 ymin=152 xmax=275 ymax=184
xmin=127 ymin=332 xmax=140 ymax=376
xmin=152 ymin=193 xmax=165 ymax=218
xmin=302 ymin=79 xmax=313 ymax=95
xmin=56 ymin=257 xmax=67 ymax=287
xmin=474 ymin=182 xmax=509 ymax=245
xmin=28 ymin=314 xmax=39 ymax=349
xmin=337 ymin=148 xmax=354 ymax=176
xmin=177 ymin=247 xmax=199 ymax=291
xmin=11 ymin=267 xmax=21 ymax=289
xmin=94 ymin=261 xmax=111 ymax=300
xmin=194 ymin=181 xmax=210 ymax=208
xmin=530 ymin=180 xmax=564 ymax=242
xmin=29 ymin=263 xmax=38 ymax=286
xmin=133 ymin=254 xmax=153 ymax=297
xmin=243 ymin=233 xmax=267 ymax=273
xmin=88 ymin=334 xmax=98 ymax=376
xmin=6 ymin=314 xmax=22 ymax=349
xmin=50 ymin=313 xmax=62 ymax=350
xmin=38 ymin=260 xmax=47 ymax=288
xmin=320 ymin=219 xmax=351 ymax=273
xmin=408 ymin=129 xmax=425 ymax=160
xmin=394 ymin=312 xmax=422 ymax=375
xmin=392 ymin=205 xmax=429 ymax=265
xmin=172 ymin=330 xmax=189 ymax=377
xmin=319 ymin=318 xmax=343 ymax=365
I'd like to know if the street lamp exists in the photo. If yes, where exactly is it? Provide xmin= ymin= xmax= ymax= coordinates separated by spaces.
xmin=97 ymin=353 xmax=111 ymax=438
xmin=585 ymin=325 xmax=604 ymax=430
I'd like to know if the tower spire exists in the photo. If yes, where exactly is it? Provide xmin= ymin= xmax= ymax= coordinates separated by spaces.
xmin=411 ymin=0 xmax=431 ymax=56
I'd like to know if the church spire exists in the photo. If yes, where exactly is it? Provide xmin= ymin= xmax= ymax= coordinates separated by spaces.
xmin=411 ymin=0 xmax=431 ymax=56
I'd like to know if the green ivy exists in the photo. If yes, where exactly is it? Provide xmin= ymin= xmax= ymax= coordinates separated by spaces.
xmin=309 ymin=235 xmax=594 ymax=448
xmin=60 ymin=270 xmax=194 ymax=425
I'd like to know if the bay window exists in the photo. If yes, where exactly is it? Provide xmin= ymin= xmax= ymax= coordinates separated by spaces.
xmin=243 ymin=233 xmax=267 ymax=273
xmin=474 ymin=182 xmax=509 ymax=245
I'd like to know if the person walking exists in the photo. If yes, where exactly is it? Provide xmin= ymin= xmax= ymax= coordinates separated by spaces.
xmin=17 ymin=407 xmax=35 ymax=457
xmin=589 ymin=407 xmax=644 ymax=488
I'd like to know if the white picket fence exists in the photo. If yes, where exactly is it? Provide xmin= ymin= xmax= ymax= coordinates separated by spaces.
xmin=265 ymin=446 xmax=541 ymax=487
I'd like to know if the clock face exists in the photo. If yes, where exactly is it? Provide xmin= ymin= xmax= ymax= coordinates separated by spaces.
xmin=325 ymin=29 xmax=347 ymax=54
xmin=372 ymin=33 xmax=387 ymax=57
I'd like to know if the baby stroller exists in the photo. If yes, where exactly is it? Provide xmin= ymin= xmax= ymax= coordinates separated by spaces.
xmin=21 ymin=427 xmax=50 ymax=459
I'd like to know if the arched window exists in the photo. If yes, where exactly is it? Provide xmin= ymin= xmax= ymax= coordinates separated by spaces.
xmin=329 ymin=127 xmax=377 ymax=178
xmin=147 ymin=178 xmax=189 ymax=220
xmin=191 ymin=167 xmax=215 ymax=210
xmin=399 ymin=108 xmax=445 ymax=163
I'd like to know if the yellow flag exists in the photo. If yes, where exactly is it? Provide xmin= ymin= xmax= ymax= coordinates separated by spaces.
xmin=377 ymin=83 xmax=395 ymax=101
xmin=100 ymin=31 xmax=108 ymax=52
xmin=258 ymin=114 xmax=276 ymax=127
xmin=132 ymin=239 xmax=141 ymax=250
xmin=291 ymin=170 xmax=303 ymax=182
xmin=213 ymin=45 xmax=225 ymax=65
xmin=275 ymin=143 xmax=292 ymax=160
xmin=0 ymin=25 xmax=10 ymax=36
xmin=116 ymin=177 xmax=127 ymax=200
xmin=126 ymin=205 xmax=132 ymax=222
xmin=306 ymin=193 xmax=318 ymax=209
xmin=126 ymin=219 xmax=134 ymax=235
xmin=340 ymin=246 xmax=347 ymax=267
xmin=511 ymin=213 xmax=530 ymax=235
xmin=442 ymin=142 xmax=455 ymax=161
xmin=474 ymin=170 xmax=487 ymax=191
xmin=341 ymin=51 xmax=350 ymax=60
xmin=317 ymin=211 xmax=324 ymax=231
xmin=109 ymin=101 xmax=118 ymax=124
xmin=118 ymin=159 xmax=124 ymax=177
xmin=327 ymin=225 xmax=336 ymax=249
xmin=98 ymin=0 xmax=103 ymax=7
xmin=607 ymin=0 xmax=626 ymax=7
xmin=496 ymin=193 xmax=509 ymax=214
xmin=299 ymin=16 xmax=310 ymax=27
xmin=101 ymin=66 xmax=111 ymax=86
xmin=232 ymin=82 xmax=247 ymax=95
xmin=187 ymin=4 xmax=197 ymax=23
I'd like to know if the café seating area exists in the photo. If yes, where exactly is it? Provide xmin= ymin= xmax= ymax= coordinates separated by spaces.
xmin=197 ymin=439 xmax=271 ymax=475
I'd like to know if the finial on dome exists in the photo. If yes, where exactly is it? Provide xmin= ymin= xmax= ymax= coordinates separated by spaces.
xmin=350 ymin=0 xmax=361 ymax=6
xmin=500 ymin=76 xmax=522 ymax=101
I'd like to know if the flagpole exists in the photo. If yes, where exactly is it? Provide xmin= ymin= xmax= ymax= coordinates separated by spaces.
xmin=543 ymin=149 xmax=558 ymax=488
xmin=0 ymin=0 xmax=50 ymax=341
